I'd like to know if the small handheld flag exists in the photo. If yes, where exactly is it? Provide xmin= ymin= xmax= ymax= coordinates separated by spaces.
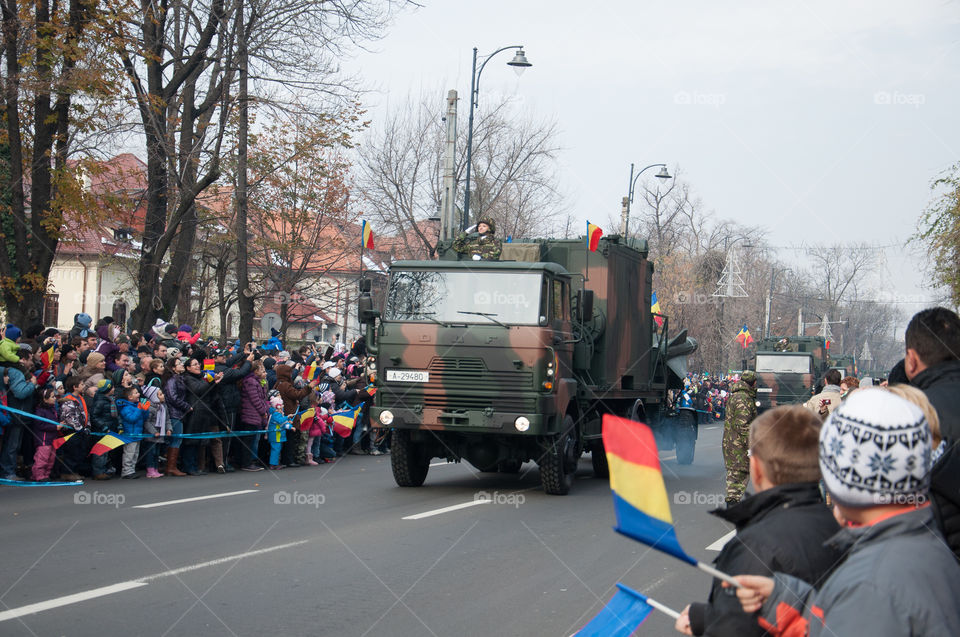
xmin=576 ymin=583 xmax=679 ymax=636
xmin=90 ymin=433 xmax=135 ymax=456
xmin=302 ymin=361 xmax=319 ymax=382
xmin=651 ymin=292 xmax=664 ymax=328
xmin=203 ymin=358 xmax=215 ymax=382
xmin=52 ymin=432 xmax=76 ymax=450
xmin=361 ymin=220 xmax=374 ymax=249
xmin=735 ymin=325 xmax=753 ymax=349
xmin=332 ymin=404 xmax=362 ymax=437
xmin=298 ymin=407 xmax=316 ymax=432
xmin=587 ymin=221 xmax=603 ymax=252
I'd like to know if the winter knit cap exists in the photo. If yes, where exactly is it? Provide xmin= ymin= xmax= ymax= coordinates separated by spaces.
xmin=75 ymin=313 xmax=93 ymax=328
xmin=96 ymin=379 xmax=113 ymax=393
xmin=269 ymin=394 xmax=284 ymax=409
xmin=111 ymin=368 xmax=126 ymax=387
xmin=5 ymin=324 xmax=21 ymax=341
xmin=820 ymin=388 xmax=932 ymax=508
xmin=86 ymin=352 xmax=105 ymax=367
xmin=178 ymin=324 xmax=192 ymax=334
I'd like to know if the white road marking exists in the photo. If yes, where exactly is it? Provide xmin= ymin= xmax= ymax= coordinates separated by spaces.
xmin=0 ymin=582 xmax=148 ymax=622
xmin=659 ymin=452 xmax=677 ymax=461
xmin=132 ymin=489 xmax=259 ymax=509
xmin=429 ymin=461 xmax=455 ymax=467
xmin=0 ymin=540 xmax=308 ymax=622
xmin=706 ymin=529 xmax=736 ymax=551
xmin=403 ymin=499 xmax=491 ymax=520
xmin=704 ymin=426 xmax=719 ymax=430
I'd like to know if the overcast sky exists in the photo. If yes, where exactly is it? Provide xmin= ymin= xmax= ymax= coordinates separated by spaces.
xmin=344 ymin=1 xmax=960 ymax=312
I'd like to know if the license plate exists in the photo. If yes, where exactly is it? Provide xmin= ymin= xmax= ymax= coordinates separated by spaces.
xmin=757 ymin=388 xmax=772 ymax=393
xmin=386 ymin=370 xmax=429 ymax=383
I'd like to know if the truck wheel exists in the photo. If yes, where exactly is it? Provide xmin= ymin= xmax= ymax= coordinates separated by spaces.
xmin=590 ymin=439 xmax=608 ymax=478
xmin=499 ymin=459 xmax=523 ymax=474
xmin=391 ymin=430 xmax=430 ymax=487
xmin=675 ymin=410 xmax=697 ymax=465
xmin=540 ymin=414 xmax=578 ymax=495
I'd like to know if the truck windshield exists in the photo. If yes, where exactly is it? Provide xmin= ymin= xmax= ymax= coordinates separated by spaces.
xmin=385 ymin=270 xmax=542 ymax=325
xmin=756 ymin=354 xmax=812 ymax=374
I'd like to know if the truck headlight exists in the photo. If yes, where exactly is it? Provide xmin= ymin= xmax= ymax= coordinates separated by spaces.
xmin=515 ymin=416 xmax=530 ymax=432
xmin=379 ymin=410 xmax=394 ymax=425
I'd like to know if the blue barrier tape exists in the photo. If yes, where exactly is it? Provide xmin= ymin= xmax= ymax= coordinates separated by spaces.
xmin=0 ymin=478 xmax=83 ymax=487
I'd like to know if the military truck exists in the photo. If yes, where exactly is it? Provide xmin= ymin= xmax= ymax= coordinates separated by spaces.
xmin=753 ymin=336 xmax=829 ymax=412
xmin=356 ymin=235 xmax=698 ymax=495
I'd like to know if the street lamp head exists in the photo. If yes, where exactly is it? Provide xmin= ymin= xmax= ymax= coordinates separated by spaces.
xmin=655 ymin=166 xmax=672 ymax=180
xmin=507 ymin=48 xmax=532 ymax=76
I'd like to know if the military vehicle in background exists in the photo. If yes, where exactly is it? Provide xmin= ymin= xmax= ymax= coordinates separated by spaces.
xmin=357 ymin=235 xmax=698 ymax=495
xmin=753 ymin=336 xmax=829 ymax=412
xmin=828 ymin=354 xmax=856 ymax=377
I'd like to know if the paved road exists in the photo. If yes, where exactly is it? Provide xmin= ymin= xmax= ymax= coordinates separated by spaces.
xmin=0 ymin=425 xmax=735 ymax=636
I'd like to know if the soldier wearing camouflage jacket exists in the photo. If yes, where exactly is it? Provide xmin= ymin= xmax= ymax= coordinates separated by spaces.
xmin=723 ymin=371 xmax=757 ymax=505
xmin=452 ymin=217 xmax=502 ymax=260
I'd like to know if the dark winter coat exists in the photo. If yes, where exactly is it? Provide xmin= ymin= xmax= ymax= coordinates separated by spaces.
xmin=275 ymin=365 xmax=311 ymax=416
xmin=239 ymin=372 xmax=269 ymax=427
xmin=5 ymin=366 xmax=37 ymax=423
xmin=91 ymin=390 xmax=119 ymax=433
xmin=687 ymin=483 xmax=842 ymax=636
xmin=182 ymin=371 xmax=224 ymax=433
xmin=757 ymin=507 xmax=960 ymax=636
xmin=931 ymin=440 xmax=960 ymax=561
xmin=163 ymin=374 xmax=190 ymax=421
xmin=912 ymin=359 xmax=960 ymax=440
xmin=32 ymin=403 xmax=60 ymax=446
xmin=214 ymin=353 xmax=251 ymax=415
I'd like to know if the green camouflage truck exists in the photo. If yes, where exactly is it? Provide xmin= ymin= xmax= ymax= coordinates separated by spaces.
xmin=356 ymin=235 xmax=698 ymax=495
xmin=753 ymin=336 xmax=829 ymax=412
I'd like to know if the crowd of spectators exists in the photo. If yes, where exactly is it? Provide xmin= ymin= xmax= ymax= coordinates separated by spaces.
xmin=0 ymin=313 xmax=380 ymax=481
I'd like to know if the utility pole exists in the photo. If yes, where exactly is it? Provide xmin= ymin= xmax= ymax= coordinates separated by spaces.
xmin=439 ymin=90 xmax=458 ymax=240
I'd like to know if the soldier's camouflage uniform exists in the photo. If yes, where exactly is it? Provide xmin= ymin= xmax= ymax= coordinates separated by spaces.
xmin=452 ymin=217 xmax=502 ymax=260
xmin=723 ymin=375 xmax=757 ymax=504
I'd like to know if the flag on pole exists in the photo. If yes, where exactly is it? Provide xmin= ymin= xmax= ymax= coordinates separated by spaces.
xmin=361 ymin=220 xmax=375 ymax=249
xmin=90 ymin=433 xmax=135 ymax=456
xmin=587 ymin=221 xmax=603 ymax=252
xmin=735 ymin=325 xmax=753 ymax=348
xmin=332 ymin=404 xmax=362 ymax=437
xmin=651 ymin=292 xmax=664 ymax=328
xmin=52 ymin=432 xmax=76 ymax=450
xmin=576 ymin=583 xmax=656 ymax=637
xmin=602 ymin=414 xmax=698 ymax=565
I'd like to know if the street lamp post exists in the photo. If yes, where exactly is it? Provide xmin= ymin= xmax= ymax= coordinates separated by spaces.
xmin=462 ymin=45 xmax=532 ymax=230
xmin=621 ymin=162 xmax=672 ymax=238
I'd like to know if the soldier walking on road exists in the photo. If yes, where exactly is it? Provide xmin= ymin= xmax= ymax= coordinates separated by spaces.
xmin=723 ymin=370 xmax=757 ymax=506
xmin=452 ymin=217 xmax=502 ymax=260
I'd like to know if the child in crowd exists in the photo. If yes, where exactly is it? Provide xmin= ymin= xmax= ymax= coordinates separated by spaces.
xmin=303 ymin=393 xmax=322 ymax=466
xmin=116 ymin=385 xmax=149 ymax=479
xmin=90 ymin=379 xmax=118 ymax=480
xmin=141 ymin=382 xmax=168 ymax=478
xmin=31 ymin=387 xmax=61 ymax=481
xmin=676 ymin=406 xmax=842 ymax=636
xmin=0 ymin=324 xmax=21 ymax=364
xmin=731 ymin=389 xmax=960 ymax=635
xmin=57 ymin=375 xmax=90 ymax=481
xmin=267 ymin=392 xmax=293 ymax=470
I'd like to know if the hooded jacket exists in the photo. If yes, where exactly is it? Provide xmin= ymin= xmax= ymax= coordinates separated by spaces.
xmin=94 ymin=324 xmax=120 ymax=371
xmin=182 ymin=370 xmax=223 ymax=433
xmin=239 ymin=372 xmax=269 ymax=426
xmin=274 ymin=364 xmax=311 ymax=415
xmin=32 ymin=402 xmax=60 ymax=446
xmin=91 ymin=386 xmax=119 ymax=433
xmin=116 ymin=398 xmax=148 ymax=436
xmin=686 ymin=483 xmax=843 ymax=636
xmin=141 ymin=384 xmax=168 ymax=436
xmin=163 ymin=373 xmax=191 ymax=421
xmin=756 ymin=507 xmax=960 ymax=636
xmin=911 ymin=359 xmax=960 ymax=440
xmin=213 ymin=353 xmax=252 ymax=415
xmin=68 ymin=313 xmax=93 ymax=341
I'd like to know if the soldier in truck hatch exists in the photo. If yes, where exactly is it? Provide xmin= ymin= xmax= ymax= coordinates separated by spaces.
xmin=453 ymin=217 xmax=502 ymax=260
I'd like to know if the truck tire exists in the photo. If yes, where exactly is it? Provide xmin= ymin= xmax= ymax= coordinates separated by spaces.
xmin=675 ymin=410 xmax=697 ymax=465
xmin=590 ymin=439 xmax=608 ymax=478
xmin=391 ymin=430 xmax=430 ymax=487
xmin=540 ymin=414 xmax=578 ymax=495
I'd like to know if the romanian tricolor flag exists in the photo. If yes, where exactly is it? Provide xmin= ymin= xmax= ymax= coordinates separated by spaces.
xmin=576 ymin=583 xmax=655 ymax=637
xmin=651 ymin=292 xmax=664 ymax=328
xmin=735 ymin=325 xmax=753 ymax=348
xmin=90 ymin=433 xmax=134 ymax=456
xmin=297 ymin=408 xmax=316 ymax=432
xmin=52 ymin=432 xmax=76 ymax=450
xmin=587 ymin=221 xmax=603 ymax=252
xmin=602 ymin=414 xmax=697 ymax=565
xmin=361 ymin=220 xmax=374 ymax=249
xmin=302 ymin=361 xmax=319 ymax=382
xmin=40 ymin=345 xmax=55 ymax=371
xmin=203 ymin=358 xmax=215 ymax=382
xmin=332 ymin=404 xmax=362 ymax=437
